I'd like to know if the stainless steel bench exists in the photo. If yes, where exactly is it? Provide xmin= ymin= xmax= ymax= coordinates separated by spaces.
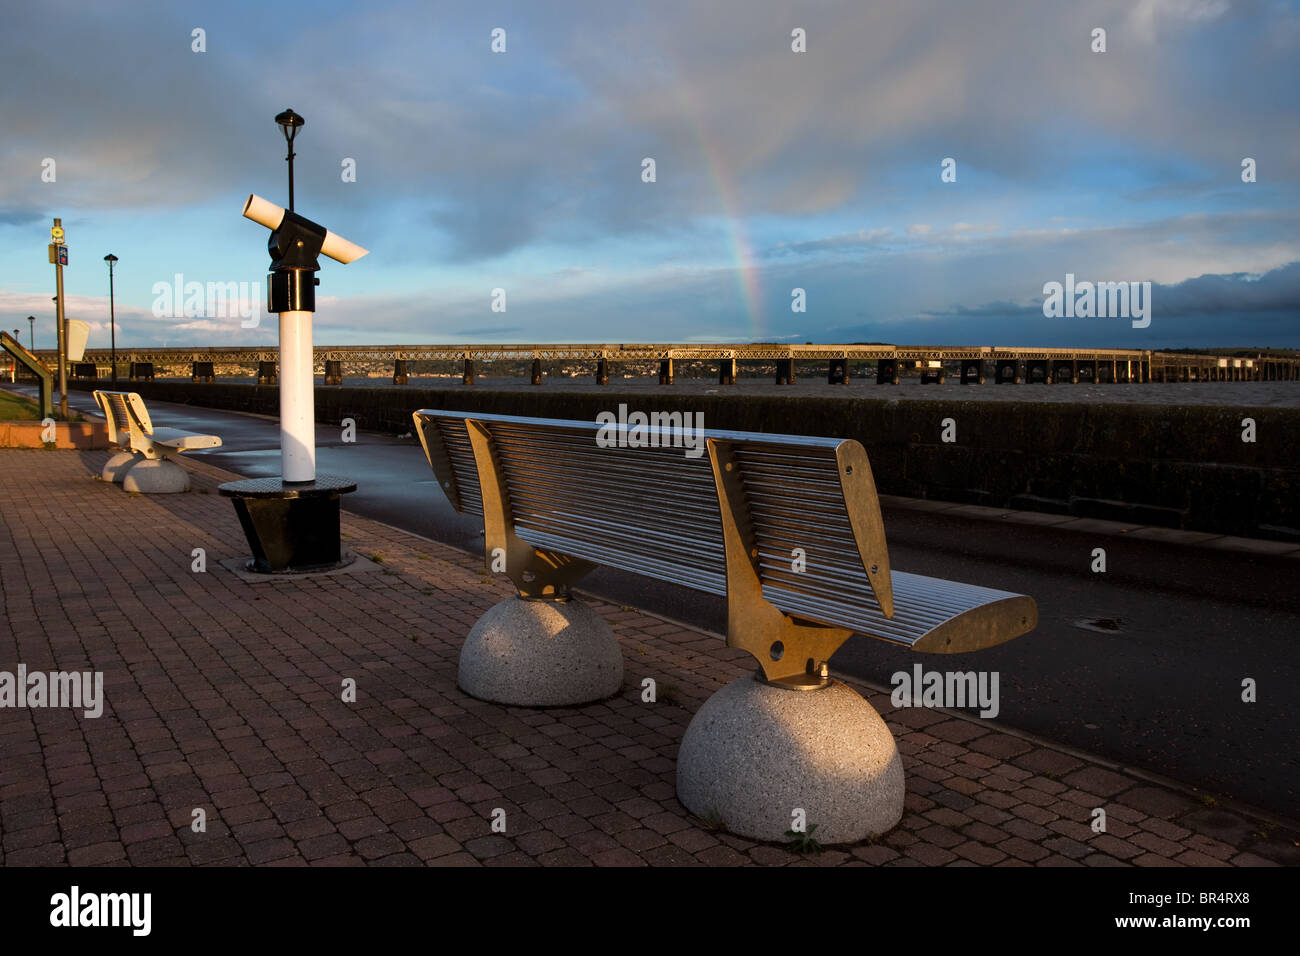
xmin=414 ymin=410 xmax=1035 ymax=681
xmin=93 ymin=390 xmax=221 ymax=493
xmin=413 ymin=408 xmax=1038 ymax=843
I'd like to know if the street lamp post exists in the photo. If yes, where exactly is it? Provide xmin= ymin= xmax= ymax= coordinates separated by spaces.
xmin=104 ymin=254 xmax=119 ymax=383
xmin=275 ymin=108 xmax=304 ymax=212
xmin=51 ymin=219 xmax=68 ymax=419
xmin=27 ymin=316 xmax=34 ymax=352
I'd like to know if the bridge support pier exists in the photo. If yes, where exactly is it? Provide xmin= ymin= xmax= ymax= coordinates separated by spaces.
xmin=531 ymin=358 xmax=543 ymax=386
xmin=596 ymin=358 xmax=609 ymax=385
xmin=876 ymin=360 xmax=899 ymax=385
xmin=775 ymin=358 xmax=795 ymax=385
xmin=129 ymin=362 xmax=154 ymax=381
xmin=659 ymin=358 xmax=674 ymax=385
xmin=462 ymin=359 xmax=475 ymax=385
xmin=393 ymin=359 xmax=408 ymax=385
xmin=994 ymin=360 xmax=1019 ymax=384
xmin=828 ymin=358 xmax=848 ymax=384
xmin=323 ymin=360 xmax=343 ymax=385
xmin=192 ymin=361 xmax=214 ymax=383
xmin=960 ymin=360 xmax=984 ymax=385
xmin=1027 ymin=360 xmax=1049 ymax=384
xmin=920 ymin=364 xmax=943 ymax=384
xmin=718 ymin=357 xmax=737 ymax=385
xmin=258 ymin=361 xmax=277 ymax=385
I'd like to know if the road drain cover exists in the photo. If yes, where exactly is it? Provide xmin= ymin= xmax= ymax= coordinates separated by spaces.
xmin=1073 ymin=617 xmax=1124 ymax=633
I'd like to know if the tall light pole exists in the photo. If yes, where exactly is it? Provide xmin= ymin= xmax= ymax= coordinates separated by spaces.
xmin=104 ymin=254 xmax=119 ymax=383
xmin=27 ymin=316 xmax=34 ymax=351
xmin=50 ymin=219 xmax=68 ymax=419
xmin=275 ymin=108 xmax=304 ymax=212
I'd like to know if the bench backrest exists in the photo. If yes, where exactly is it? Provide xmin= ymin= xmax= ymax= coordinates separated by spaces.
xmin=93 ymin=390 xmax=153 ymax=449
xmin=414 ymin=409 xmax=894 ymax=622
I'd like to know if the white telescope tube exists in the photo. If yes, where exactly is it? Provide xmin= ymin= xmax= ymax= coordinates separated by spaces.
xmin=241 ymin=194 xmax=369 ymax=263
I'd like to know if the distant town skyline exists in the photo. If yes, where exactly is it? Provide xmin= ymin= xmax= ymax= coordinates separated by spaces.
xmin=2 ymin=0 xmax=1297 ymax=350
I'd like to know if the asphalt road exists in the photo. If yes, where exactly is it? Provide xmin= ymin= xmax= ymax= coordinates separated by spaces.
xmin=16 ymin=386 xmax=1299 ymax=817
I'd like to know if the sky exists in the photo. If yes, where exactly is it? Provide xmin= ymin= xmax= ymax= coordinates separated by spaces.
xmin=1 ymin=0 xmax=1298 ymax=351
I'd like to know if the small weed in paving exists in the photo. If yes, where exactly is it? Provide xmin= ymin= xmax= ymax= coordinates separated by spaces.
xmin=370 ymin=552 xmax=384 ymax=563
xmin=785 ymin=823 xmax=824 ymax=854
xmin=697 ymin=808 xmax=726 ymax=832
xmin=1198 ymin=793 xmax=1220 ymax=808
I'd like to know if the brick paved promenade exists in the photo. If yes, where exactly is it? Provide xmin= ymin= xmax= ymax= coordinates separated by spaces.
xmin=1 ymin=449 xmax=1295 ymax=866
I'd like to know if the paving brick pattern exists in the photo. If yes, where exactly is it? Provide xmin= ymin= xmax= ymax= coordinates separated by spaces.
xmin=1 ymin=450 xmax=1295 ymax=867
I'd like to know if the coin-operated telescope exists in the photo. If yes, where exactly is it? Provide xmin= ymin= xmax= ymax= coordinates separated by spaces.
xmin=218 ymin=194 xmax=369 ymax=574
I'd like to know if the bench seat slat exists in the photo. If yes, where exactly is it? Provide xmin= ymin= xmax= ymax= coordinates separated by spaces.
xmin=521 ymin=528 xmax=729 ymax=596
xmin=148 ymin=427 xmax=222 ymax=450
xmin=764 ymin=571 xmax=1036 ymax=652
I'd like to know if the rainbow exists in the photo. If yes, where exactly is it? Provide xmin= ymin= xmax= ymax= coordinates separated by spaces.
xmin=676 ymin=81 xmax=765 ymax=339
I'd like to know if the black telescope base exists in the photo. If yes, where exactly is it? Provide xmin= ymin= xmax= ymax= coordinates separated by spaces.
xmin=218 ymin=475 xmax=358 ymax=574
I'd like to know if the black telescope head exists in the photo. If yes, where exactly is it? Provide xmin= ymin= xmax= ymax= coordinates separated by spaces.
xmin=267 ymin=210 xmax=328 ymax=272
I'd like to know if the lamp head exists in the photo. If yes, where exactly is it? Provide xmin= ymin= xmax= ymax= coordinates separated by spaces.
xmin=104 ymin=253 xmax=118 ymax=263
xmin=275 ymin=108 xmax=305 ymax=145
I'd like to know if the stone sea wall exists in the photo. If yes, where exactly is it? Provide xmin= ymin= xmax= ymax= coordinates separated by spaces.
xmin=75 ymin=381 xmax=1299 ymax=540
